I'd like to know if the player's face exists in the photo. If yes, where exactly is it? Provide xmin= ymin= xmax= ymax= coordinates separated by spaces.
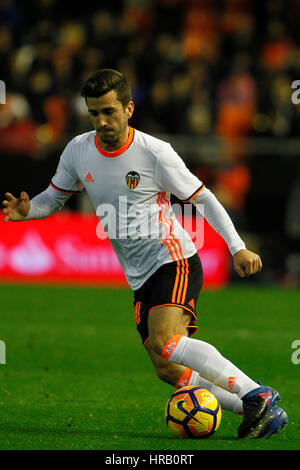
xmin=86 ymin=91 xmax=134 ymax=150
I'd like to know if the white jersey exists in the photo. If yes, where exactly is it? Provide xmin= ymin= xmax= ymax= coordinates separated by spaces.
xmin=51 ymin=127 xmax=204 ymax=289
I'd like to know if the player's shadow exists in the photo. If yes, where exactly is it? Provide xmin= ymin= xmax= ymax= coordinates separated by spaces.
xmin=120 ymin=429 xmax=238 ymax=441
xmin=0 ymin=423 xmax=237 ymax=443
xmin=0 ymin=424 xmax=237 ymax=450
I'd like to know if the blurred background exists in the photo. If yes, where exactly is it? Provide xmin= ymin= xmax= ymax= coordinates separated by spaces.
xmin=0 ymin=0 xmax=300 ymax=287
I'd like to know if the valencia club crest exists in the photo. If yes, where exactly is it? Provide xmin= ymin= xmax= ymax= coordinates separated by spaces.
xmin=126 ymin=171 xmax=140 ymax=190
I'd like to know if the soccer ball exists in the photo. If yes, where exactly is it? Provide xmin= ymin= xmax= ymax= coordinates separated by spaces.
xmin=165 ymin=386 xmax=222 ymax=438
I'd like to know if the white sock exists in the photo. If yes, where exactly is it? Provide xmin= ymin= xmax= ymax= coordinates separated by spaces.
xmin=175 ymin=367 xmax=243 ymax=413
xmin=162 ymin=334 xmax=258 ymax=399
xmin=189 ymin=370 xmax=243 ymax=414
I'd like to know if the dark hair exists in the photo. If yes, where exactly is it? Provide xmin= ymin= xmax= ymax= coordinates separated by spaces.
xmin=81 ymin=69 xmax=132 ymax=108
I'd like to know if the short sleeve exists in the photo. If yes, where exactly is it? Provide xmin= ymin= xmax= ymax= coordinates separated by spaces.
xmin=154 ymin=143 xmax=204 ymax=201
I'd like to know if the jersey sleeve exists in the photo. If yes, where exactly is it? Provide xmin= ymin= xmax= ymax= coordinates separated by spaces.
xmin=191 ymin=187 xmax=246 ymax=255
xmin=25 ymin=140 xmax=82 ymax=220
xmin=154 ymin=143 xmax=204 ymax=201
xmin=24 ymin=185 xmax=70 ymax=220
xmin=50 ymin=139 xmax=82 ymax=195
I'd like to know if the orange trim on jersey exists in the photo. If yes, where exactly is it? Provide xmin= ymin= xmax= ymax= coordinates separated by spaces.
xmin=157 ymin=193 xmax=178 ymax=261
xmin=161 ymin=192 xmax=185 ymax=260
xmin=161 ymin=334 xmax=183 ymax=360
xmin=183 ymin=184 xmax=205 ymax=203
xmin=175 ymin=367 xmax=193 ymax=389
xmin=157 ymin=192 xmax=185 ymax=262
xmin=94 ymin=126 xmax=134 ymax=158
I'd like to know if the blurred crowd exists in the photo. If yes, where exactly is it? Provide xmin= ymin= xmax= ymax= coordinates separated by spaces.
xmin=1 ymin=0 xmax=300 ymax=284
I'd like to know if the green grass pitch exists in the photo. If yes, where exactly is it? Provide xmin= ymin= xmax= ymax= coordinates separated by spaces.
xmin=0 ymin=283 xmax=299 ymax=450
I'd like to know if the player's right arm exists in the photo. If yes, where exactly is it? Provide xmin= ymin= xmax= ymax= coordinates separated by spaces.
xmin=2 ymin=139 xmax=81 ymax=222
xmin=2 ymin=191 xmax=31 ymax=222
xmin=2 ymin=185 xmax=73 ymax=222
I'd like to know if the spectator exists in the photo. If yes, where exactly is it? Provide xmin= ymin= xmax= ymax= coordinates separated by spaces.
xmin=0 ymin=92 xmax=40 ymax=157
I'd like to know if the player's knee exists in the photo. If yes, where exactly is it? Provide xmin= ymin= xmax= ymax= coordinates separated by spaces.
xmin=147 ymin=334 xmax=169 ymax=357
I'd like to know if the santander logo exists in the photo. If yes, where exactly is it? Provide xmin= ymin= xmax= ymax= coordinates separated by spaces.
xmin=1 ymin=228 xmax=122 ymax=278
xmin=9 ymin=231 xmax=55 ymax=274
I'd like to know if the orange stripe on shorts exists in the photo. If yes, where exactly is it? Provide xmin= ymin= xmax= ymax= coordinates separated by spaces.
xmin=180 ymin=258 xmax=189 ymax=305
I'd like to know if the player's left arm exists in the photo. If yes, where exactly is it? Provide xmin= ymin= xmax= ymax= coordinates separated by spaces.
xmin=232 ymin=249 xmax=262 ymax=278
xmin=190 ymin=188 xmax=262 ymax=278
xmin=154 ymin=143 xmax=262 ymax=278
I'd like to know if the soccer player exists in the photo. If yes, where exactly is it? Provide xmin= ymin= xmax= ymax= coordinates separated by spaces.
xmin=2 ymin=69 xmax=288 ymax=438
